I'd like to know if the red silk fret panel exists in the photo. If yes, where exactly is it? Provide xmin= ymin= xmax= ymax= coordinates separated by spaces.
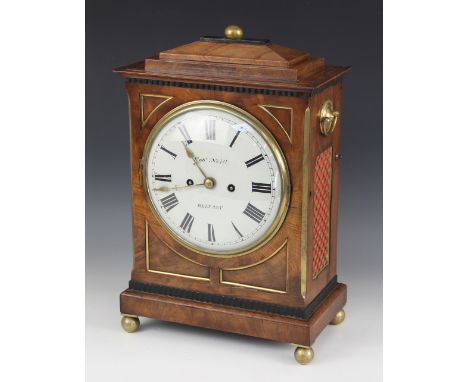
xmin=310 ymin=147 xmax=332 ymax=278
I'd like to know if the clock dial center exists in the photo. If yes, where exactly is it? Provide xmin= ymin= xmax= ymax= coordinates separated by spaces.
xmin=204 ymin=177 xmax=215 ymax=189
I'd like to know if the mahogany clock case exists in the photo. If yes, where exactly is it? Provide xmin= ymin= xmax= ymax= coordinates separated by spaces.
xmin=112 ymin=25 xmax=351 ymax=349
xmin=86 ymin=0 xmax=382 ymax=375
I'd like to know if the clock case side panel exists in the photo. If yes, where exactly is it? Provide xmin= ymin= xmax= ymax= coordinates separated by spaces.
xmin=305 ymin=82 xmax=345 ymax=304
xmin=126 ymin=85 xmax=144 ymax=273
xmin=125 ymin=81 xmax=313 ymax=308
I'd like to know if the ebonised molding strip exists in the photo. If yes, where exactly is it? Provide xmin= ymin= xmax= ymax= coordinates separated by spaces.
xmin=126 ymin=77 xmax=343 ymax=98
xmin=128 ymin=276 xmax=338 ymax=319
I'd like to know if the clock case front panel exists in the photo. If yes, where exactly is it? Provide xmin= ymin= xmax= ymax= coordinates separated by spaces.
xmin=123 ymin=79 xmax=344 ymax=313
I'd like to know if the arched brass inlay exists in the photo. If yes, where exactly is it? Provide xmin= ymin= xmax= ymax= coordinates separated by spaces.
xmin=145 ymin=220 xmax=210 ymax=281
xmin=219 ymin=240 xmax=288 ymax=294
xmin=258 ymin=104 xmax=293 ymax=144
xmin=140 ymin=94 xmax=173 ymax=128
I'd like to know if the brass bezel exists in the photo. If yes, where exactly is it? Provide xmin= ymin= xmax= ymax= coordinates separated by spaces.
xmin=142 ymin=100 xmax=291 ymax=258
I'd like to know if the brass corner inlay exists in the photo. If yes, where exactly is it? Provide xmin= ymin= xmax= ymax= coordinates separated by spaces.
xmin=145 ymin=220 xmax=209 ymax=281
xmin=140 ymin=94 xmax=173 ymax=128
xmin=258 ymin=104 xmax=293 ymax=144
xmin=219 ymin=240 xmax=288 ymax=294
xmin=300 ymin=107 xmax=311 ymax=298
xmin=312 ymin=256 xmax=330 ymax=280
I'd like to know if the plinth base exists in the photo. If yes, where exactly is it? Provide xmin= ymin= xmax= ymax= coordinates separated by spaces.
xmin=120 ymin=282 xmax=346 ymax=348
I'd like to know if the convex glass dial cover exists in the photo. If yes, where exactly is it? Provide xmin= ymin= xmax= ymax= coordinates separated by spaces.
xmin=143 ymin=101 xmax=290 ymax=256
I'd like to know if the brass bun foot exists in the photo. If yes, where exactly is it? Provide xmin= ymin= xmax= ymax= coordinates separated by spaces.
xmin=121 ymin=315 xmax=140 ymax=333
xmin=330 ymin=309 xmax=345 ymax=325
xmin=294 ymin=346 xmax=314 ymax=365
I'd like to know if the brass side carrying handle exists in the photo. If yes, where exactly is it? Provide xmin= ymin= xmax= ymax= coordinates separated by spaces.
xmin=319 ymin=100 xmax=340 ymax=136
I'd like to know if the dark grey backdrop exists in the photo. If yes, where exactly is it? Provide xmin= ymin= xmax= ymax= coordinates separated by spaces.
xmin=86 ymin=1 xmax=382 ymax=379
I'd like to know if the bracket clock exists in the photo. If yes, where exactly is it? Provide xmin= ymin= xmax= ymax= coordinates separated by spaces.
xmin=114 ymin=25 xmax=351 ymax=365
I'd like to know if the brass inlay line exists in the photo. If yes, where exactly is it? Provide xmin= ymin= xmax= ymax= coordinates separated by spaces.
xmin=146 ymin=269 xmax=209 ymax=282
xmin=219 ymin=278 xmax=287 ymax=294
xmin=300 ymin=107 xmax=311 ymax=298
xmin=145 ymin=220 xmax=209 ymax=281
xmin=258 ymin=104 xmax=293 ymax=144
xmin=219 ymin=240 xmax=288 ymax=294
xmin=140 ymin=94 xmax=173 ymax=128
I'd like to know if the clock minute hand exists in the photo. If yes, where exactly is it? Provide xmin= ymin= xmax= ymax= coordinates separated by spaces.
xmin=183 ymin=144 xmax=209 ymax=179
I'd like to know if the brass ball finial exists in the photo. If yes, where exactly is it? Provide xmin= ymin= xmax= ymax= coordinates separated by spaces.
xmin=224 ymin=25 xmax=243 ymax=40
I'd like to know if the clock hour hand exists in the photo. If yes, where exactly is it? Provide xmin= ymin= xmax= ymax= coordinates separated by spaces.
xmin=153 ymin=183 xmax=204 ymax=192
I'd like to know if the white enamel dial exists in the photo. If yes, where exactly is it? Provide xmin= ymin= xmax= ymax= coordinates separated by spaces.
xmin=143 ymin=101 xmax=289 ymax=256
